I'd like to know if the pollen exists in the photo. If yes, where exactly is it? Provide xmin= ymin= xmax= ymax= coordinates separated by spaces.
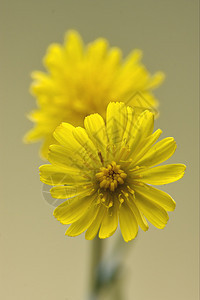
xmin=96 ymin=161 xmax=127 ymax=191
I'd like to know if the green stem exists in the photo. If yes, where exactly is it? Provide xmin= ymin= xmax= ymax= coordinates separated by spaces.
xmin=88 ymin=233 xmax=132 ymax=300
xmin=89 ymin=237 xmax=103 ymax=300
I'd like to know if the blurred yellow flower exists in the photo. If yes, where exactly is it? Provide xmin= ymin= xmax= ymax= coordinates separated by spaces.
xmin=40 ymin=102 xmax=185 ymax=242
xmin=25 ymin=30 xmax=164 ymax=158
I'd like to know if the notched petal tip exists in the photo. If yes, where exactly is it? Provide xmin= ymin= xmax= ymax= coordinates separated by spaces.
xmin=180 ymin=164 xmax=186 ymax=177
xmin=122 ymin=229 xmax=139 ymax=242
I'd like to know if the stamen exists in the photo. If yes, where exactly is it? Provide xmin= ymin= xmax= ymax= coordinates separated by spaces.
xmin=132 ymin=181 xmax=145 ymax=187
xmin=117 ymin=177 xmax=124 ymax=185
xmin=119 ymin=194 xmax=124 ymax=204
xmin=97 ymin=189 xmax=104 ymax=197
xmin=110 ymin=182 xmax=115 ymax=192
xmin=96 ymin=161 xmax=127 ymax=192
xmin=121 ymin=190 xmax=129 ymax=198
xmin=129 ymin=165 xmax=140 ymax=172
xmin=127 ymin=185 xmax=135 ymax=196
xmin=108 ymin=201 xmax=113 ymax=208
xmin=96 ymin=172 xmax=104 ymax=179
xmin=96 ymin=198 xmax=101 ymax=204
xmin=120 ymin=172 xmax=127 ymax=179
xmin=100 ymin=180 xmax=107 ymax=188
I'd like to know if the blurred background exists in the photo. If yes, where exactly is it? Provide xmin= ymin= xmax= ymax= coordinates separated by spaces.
xmin=0 ymin=0 xmax=199 ymax=299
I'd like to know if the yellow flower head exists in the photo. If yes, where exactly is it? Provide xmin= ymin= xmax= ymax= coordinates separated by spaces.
xmin=40 ymin=102 xmax=186 ymax=242
xmin=25 ymin=30 xmax=164 ymax=158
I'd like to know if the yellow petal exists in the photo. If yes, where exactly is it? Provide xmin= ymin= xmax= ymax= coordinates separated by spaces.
xmin=53 ymin=123 xmax=80 ymax=150
xmin=106 ymin=47 xmax=122 ymax=69
xmin=39 ymin=164 xmax=89 ymax=185
xmin=54 ymin=123 xmax=97 ymax=167
xmin=84 ymin=113 xmax=108 ymax=155
xmin=48 ymin=144 xmax=86 ymax=170
xmin=138 ymin=164 xmax=186 ymax=185
xmin=106 ymin=102 xmax=127 ymax=146
xmin=24 ymin=126 xmax=44 ymax=143
xmin=128 ymin=110 xmax=154 ymax=156
xmin=134 ymin=184 xmax=176 ymax=211
xmin=72 ymin=127 xmax=100 ymax=164
xmin=119 ymin=202 xmax=138 ymax=242
xmin=66 ymin=203 xmax=99 ymax=237
xmin=53 ymin=193 xmax=96 ymax=224
xmin=99 ymin=201 xmax=119 ymax=239
xmin=50 ymin=185 xmax=91 ymax=199
xmin=43 ymin=44 xmax=65 ymax=73
xmin=85 ymin=206 xmax=106 ymax=240
xmin=130 ymin=129 xmax=162 ymax=166
xmin=64 ymin=30 xmax=83 ymax=61
xmin=121 ymin=106 xmax=134 ymax=145
xmin=126 ymin=196 xmax=149 ymax=231
xmin=119 ymin=50 xmax=142 ymax=75
xmin=145 ymin=72 xmax=165 ymax=90
xmin=31 ymin=71 xmax=58 ymax=97
xmin=137 ymin=137 xmax=177 ymax=167
xmin=134 ymin=192 xmax=169 ymax=229
xmin=40 ymin=134 xmax=56 ymax=159
xmin=86 ymin=38 xmax=108 ymax=62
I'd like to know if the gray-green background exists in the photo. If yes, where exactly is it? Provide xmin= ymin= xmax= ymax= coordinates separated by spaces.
xmin=0 ymin=1 xmax=199 ymax=299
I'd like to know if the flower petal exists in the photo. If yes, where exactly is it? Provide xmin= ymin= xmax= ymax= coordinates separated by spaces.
xmin=48 ymin=144 xmax=86 ymax=170
xmin=50 ymin=185 xmax=91 ymax=199
xmin=145 ymin=72 xmax=165 ymax=89
xmin=55 ymin=123 xmax=99 ymax=167
xmin=137 ymin=137 xmax=177 ymax=167
xmin=86 ymin=38 xmax=108 ymax=62
xmin=64 ymin=30 xmax=83 ymax=62
xmin=40 ymin=134 xmax=56 ymax=159
xmin=106 ymin=102 xmax=127 ymax=146
xmin=121 ymin=106 xmax=134 ymax=145
xmin=138 ymin=164 xmax=186 ymax=185
xmin=128 ymin=110 xmax=154 ymax=156
xmin=85 ymin=206 xmax=106 ymax=240
xmin=53 ymin=123 xmax=80 ymax=150
xmin=134 ymin=192 xmax=169 ymax=229
xmin=106 ymin=47 xmax=121 ymax=69
xmin=72 ymin=127 xmax=100 ymax=164
xmin=53 ymin=193 xmax=96 ymax=224
xmin=126 ymin=196 xmax=149 ymax=231
xmin=130 ymin=129 xmax=162 ymax=166
xmin=66 ymin=203 xmax=99 ymax=237
xmin=43 ymin=43 xmax=65 ymax=74
xmin=99 ymin=201 xmax=119 ymax=239
xmin=39 ymin=164 xmax=89 ymax=185
xmin=119 ymin=202 xmax=138 ymax=242
xmin=134 ymin=184 xmax=176 ymax=211
xmin=84 ymin=113 xmax=108 ymax=155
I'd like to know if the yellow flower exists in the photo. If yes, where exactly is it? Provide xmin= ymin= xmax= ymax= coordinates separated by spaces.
xmin=25 ymin=30 xmax=164 ymax=158
xmin=40 ymin=102 xmax=186 ymax=242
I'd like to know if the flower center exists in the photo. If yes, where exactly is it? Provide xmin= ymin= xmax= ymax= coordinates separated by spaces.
xmin=96 ymin=161 xmax=127 ymax=192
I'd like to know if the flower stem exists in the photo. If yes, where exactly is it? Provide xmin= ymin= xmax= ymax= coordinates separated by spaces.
xmin=88 ymin=234 xmax=130 ymax=300
xmin=89 ymin=237 xmax=103 ymax=300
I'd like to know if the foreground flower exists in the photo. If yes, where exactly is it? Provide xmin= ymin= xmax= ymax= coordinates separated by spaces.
xmin=25 ymin=30 xmax=164 ymax=158
xmin=40 ymin=102 xmax=185 ymax=242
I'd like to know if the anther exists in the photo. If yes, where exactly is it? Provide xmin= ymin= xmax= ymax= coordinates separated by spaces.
xmin=96 ymin=161 xmax=127 ymax=192
xmin=108 ymin=201 xmax=113 ymax=208
xmin=119 ymin=194 xmax=124 ymax=204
